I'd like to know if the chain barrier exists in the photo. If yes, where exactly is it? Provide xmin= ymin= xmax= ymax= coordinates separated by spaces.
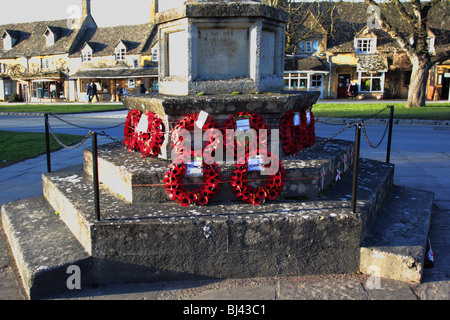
xmin=46 ymin=113 xmax=123 ymax=149
xmin=49 ymin=113 xmax=125 ymax=130
xmin=361 ymin=121 xmax=389 ymax=149
xmin=44 ymin=105 xmax=393 ymax=216
xmin=359 ymin=105 xmax=392 ymax=149
xmin=46 ymin=115 xmax=93 ymax=149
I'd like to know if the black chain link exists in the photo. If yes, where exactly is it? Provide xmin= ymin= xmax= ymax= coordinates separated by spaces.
xmin=361 ymin=121 xmax=390 ymax=149
xmin=49 ymin=113 xmax=125 ymax=130
xmin=46 ymin=116 xmax=93 ymax=149
xmin=46 ymin=114 xmax=124 ymax=149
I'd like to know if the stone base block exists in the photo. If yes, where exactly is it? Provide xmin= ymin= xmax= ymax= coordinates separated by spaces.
xmin=83 ymin=138 xmax=354 ymax=204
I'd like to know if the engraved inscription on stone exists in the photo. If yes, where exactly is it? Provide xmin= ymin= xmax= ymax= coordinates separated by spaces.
xmin=198 ymin=29 xmax=250 ymax=79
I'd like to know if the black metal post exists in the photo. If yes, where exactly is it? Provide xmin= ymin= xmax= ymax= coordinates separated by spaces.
xmin=44 ymin=113 xmax=51 ymax=173
xmin=92 ymin=132 xmax=101 ymax=221
xmin=386 ymin=105 xmax=394 ymax=163
xmin=352 ymin=123 xmax=362 ymax=214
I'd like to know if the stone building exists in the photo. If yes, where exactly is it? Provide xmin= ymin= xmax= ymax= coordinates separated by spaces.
xmin=1 ymin=0 xmax=449 ymax=102
xmin=0 ymin=0 xmax=157 ymax=102
xmin=282 ymin=1 xmax=450 ymax=100
xmin=68 ymin=23 xmax=158 ymax=102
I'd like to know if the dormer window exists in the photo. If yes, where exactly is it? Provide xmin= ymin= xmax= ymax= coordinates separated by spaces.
xmin=2 ymin=31 xmax=17 ymax=51
xmin=81 ymin=44 xmax=93 ymax=62
xmin=355 ymin=38 xmax=376 ymax=54
xmin=115 ymin=48 xmax=126 ymax=60
xmin=115 ymin=41 xmax=127 ymax=61
xmin=299 ymin=40 xmax=319 ymax=54
xmin=44 ymin=29 xmax=55 ymax=47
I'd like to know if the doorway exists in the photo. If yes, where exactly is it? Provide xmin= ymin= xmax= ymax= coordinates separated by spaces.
xmin=442 ymin=76 xmax=450 ymax=100
xmin=338 ymin=74 xmax=350 ymax=98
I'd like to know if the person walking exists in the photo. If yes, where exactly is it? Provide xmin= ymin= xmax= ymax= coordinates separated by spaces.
xmin=90 ymin=82 xmax=99 ymax=103
xmin=87 ymin=83 xmax=93 ymax=103
xmin=139 ymin=81 xmax=147 ymax=94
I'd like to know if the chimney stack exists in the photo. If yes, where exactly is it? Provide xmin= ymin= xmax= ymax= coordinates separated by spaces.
xmin=82 ymin=0 xmax=91 ymax=17
xmin=150 ymin=0 xmax=157 ymax=23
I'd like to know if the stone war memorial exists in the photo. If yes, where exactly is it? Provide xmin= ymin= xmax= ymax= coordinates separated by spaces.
xmin=2 ymin=0 xmax=434 ymax=299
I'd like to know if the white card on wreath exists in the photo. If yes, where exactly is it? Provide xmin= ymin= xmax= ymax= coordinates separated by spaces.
xmin=236 ymin=119 xmax=250 ymax=131
xmin=248 ymin=155 xmax=263 ymax=171
xmin=306 ymin=110 xmax=311 ymax=125
xmin=293 ymin=112 xmax=300 ymax=126
xmin=187 ymin=157 xmax=203 ymax=176
xmin=136 ymin=114 xmax=149 ymax=133
xmin=196 ymin=111 xmax=209 ymax=129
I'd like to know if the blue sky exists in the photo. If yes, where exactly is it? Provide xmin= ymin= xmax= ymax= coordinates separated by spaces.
xmin=1 ymin=0 xmax=151 ymax=27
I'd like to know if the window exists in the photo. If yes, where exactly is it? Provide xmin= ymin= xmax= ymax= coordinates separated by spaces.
xmin=151 ymin=47 xmax=158 ymax=62
xmin=4 ymin=81 xmax=12 ymax=96
xmin=355 ymin=38 xmax=376 ymax=54
xmin=115 ymin=47 xmax=126 ymax=61
xmin=359 ymin=72 xmax=384 ymax=92
xmin=41 ymin=58 xmax=50 ymax=70
xmin=311 ymin=75 xmax=322 ymax=88
xmin=284 ymin=72 xmax=308 ymax=90
xmin=82 ymin=50 xmax=92 ymax=62
xmin=0 ymin=63 xmax=7 ymax=74
xmin=299 ymin=40 xmax=319 ymax=54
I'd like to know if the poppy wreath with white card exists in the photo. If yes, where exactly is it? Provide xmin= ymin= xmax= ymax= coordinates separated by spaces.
xmin=123 ymin=109 xmax=143 ymax=152
xmin=136 ymin=111 xmax=165 ymax=158
xmin=279 ymin=110 xmax=308 ymax=155
xmin=229 ymin=151 xmax=285 ymax=205
xmin=171 ymin=112 xmax=220 ymax=157
xmin=221 ymin=112 xmax=268 ymax=162
xmin=164 ymin=150 xmax=222 ymax=207
xmin=302 ymin=108 xmax=315 ymax=148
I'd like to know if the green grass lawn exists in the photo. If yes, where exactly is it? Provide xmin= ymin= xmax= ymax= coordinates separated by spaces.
xmin=0 ymin=130 xmax=86 ymax=168
xmin=0 ymin=104 xmax=126 ymax=114
xmin=312 ymin=103 xmax=450 ymax=120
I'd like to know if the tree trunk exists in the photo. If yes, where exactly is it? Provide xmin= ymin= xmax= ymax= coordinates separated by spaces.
xmin=406 ymin=57 xmax=430 ymax=108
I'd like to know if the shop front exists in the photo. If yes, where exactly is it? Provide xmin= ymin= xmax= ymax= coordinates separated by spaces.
xmin=31 ymin=79 xmax=65 ymax=101
xmin=70 ymin=68 xmax=158 ymax=102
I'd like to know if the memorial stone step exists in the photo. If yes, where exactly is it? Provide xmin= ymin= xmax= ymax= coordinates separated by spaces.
xmin=82 ymin=138 xmax=354 ymax=204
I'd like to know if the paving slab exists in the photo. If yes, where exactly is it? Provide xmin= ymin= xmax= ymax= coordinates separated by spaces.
xmin=360 ymin=186 xmax=434 ymax=283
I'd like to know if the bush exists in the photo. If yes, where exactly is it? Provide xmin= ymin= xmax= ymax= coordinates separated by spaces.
xmin=7 ymin=93 xmax=22 ymax=103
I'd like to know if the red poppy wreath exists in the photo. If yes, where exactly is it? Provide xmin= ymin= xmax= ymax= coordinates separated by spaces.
xmin=164 ymin=150 xmax=223 ymax=207
xmin=229 ymin=151 xmax=286 ymax=205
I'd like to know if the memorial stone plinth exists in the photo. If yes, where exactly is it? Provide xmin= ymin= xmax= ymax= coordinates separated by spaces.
xmin=123 ymin=0 xmax=320 ymax=161
xmin=153 ymin=0 xmax=288 ymax=96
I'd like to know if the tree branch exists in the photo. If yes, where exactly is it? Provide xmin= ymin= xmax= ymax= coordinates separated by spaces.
xmin=365 ymin=0 xmax=417 ymax=60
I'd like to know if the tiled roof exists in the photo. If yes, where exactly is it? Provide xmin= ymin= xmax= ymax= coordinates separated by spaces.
xmin=296 ymin=56 xmax=329 ymax=72
xmin=357 ymin=54 xmax=388 ymax=72
xmin=71 ymin=67 xmax=158 ymax=79
xmin=70 ymin=23 xmax=156 ymax=58
xmin=287 ymin=1 xmax=450 ymax=54
xmin=0 ymin=19 xmax=83 ymax=58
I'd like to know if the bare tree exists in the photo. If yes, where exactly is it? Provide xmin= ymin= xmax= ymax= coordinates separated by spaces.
xmin=365 ymin=0 xmax=450 ymax=107
xmin=262 ymin=0 xmax=338 ymax=55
